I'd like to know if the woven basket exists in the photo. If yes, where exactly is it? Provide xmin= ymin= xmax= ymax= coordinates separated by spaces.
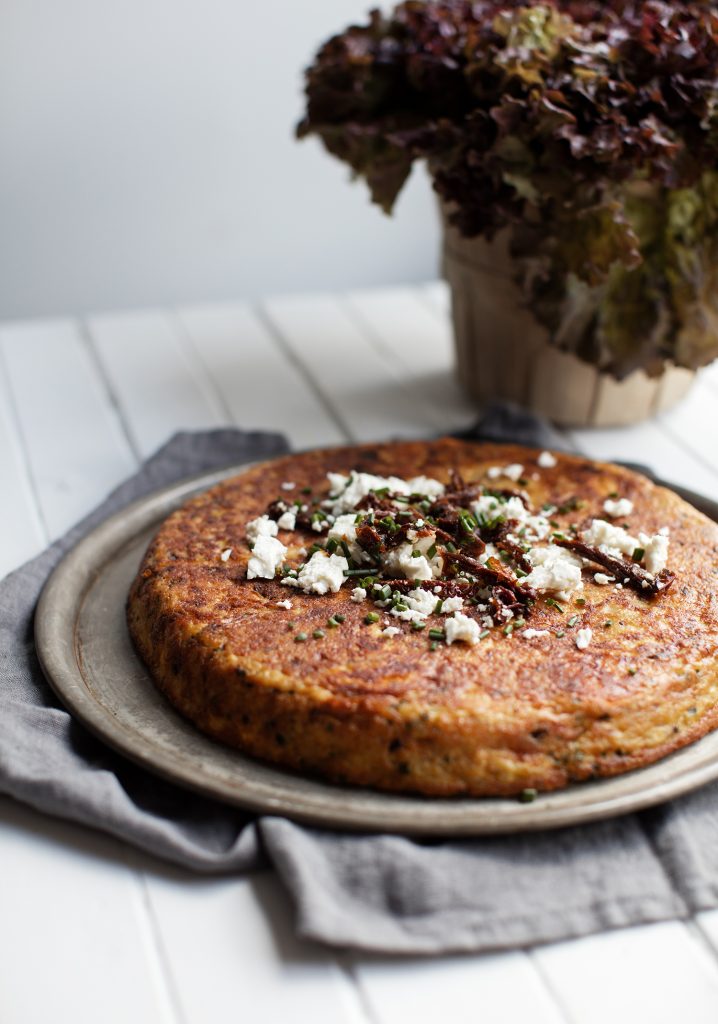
xmin=441 ymin=212 xmax=694 ymax=428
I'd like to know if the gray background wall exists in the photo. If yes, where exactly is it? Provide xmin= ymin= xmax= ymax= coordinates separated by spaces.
xmin=0 ymin=0 xmax=439 ymax=319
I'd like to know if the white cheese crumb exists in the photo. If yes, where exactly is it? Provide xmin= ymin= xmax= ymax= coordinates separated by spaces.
xmin=581 ymin=519 xmax=637 ymax=558
xmin=575 ymin=627 xmax=593 ymax=651
xmin=383 ymin=543 xmax=435 ymax=582
xmin=522 ymin=546 xmax=584 ymax=600
xmin=444 ymin=612 xmax=481 ymax=646
xmin=276 ymin=599 xmax=293 ymax=610
xmin=487 ymin=463 xmax=524 ymax=482
xmin=311 ymin=519 xmax=329 ymax=532
xmin=220 ymin=548 xmax=232 ymax=562
xmin=440 ymin=596 xmax=464 ymax=615
xmin=390 ymin=587 xmax=437 ymax=623
xmin=285 ymin=551 xmax=348 ymax=594
xmin=594 ymin=572 xmax=615 ymax=585
xmin=276 ymin=510 xmax=296 ymax=531
xmin=521 ymin=628 xmax=551 ymax=639
xmin=351 ymin=587 xmax=367 ymax=603
xmin=280 ymin=481 xmax=296 ymax=491
xmin=537 ymin=451 xmax=557 ymax=469
xmin=326 ymin=471 xmax=444 ymax=515
xmin=246 ymin=515 xmax=278 ymax=542
xmin=603 ymin=497 xmax=634 ymax=519
xmin=638 ymin=531 xmax=670 ymax=575
xmin=382 ymin=626 xmax=401 ymax=638
xmin=247 ymin=535 xmax=287 ymax=580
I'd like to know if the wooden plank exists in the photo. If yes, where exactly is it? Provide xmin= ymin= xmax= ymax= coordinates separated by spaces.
xmin=0 ymin=797 xmax=176 ymax=1024
xmin=87 ymin=311 xmax=226 ymax=459
xmin=533 ymin=921 xmax=718 ymax=1024
xmin=138 ymin=865 xmax=369 ymax=1024
xmin=0 ymin=353 xmax=46 ymax=576
xmin=178 ymin=303 xmax=346 ymax=450
xmin=264 ymin=292 xmax=442 ymax=440
xmin=344 ymin=286 xmax=478 ymax=433
xmin=567 ymin=419 xmax=718 ymax=503
xmin=0 ymin=319 xmax=137 ymax=539
xmin=697 ymin=911 xmax=718 ymax=959
xmin=352 ymin=951 xmax=564 ymax=1024
xmin=657 ymin=377 xmax=718 ymax=484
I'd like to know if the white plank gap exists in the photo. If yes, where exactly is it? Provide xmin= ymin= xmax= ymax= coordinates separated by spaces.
xmin=344 ymin=286 xmax=478 ymax=433
xmin=0 ymin=319 xmax=137 ymax=538
xmin=135 ymin=863 xmax=370 ymax=1024
xmin=87 ymin=311 xmax=227 ymax=459
xmin=263 ymin=292 xmax=446 ymax=440
xmin=178 ymin=303 xmax=346 ymax=449
xmin=534 ymin=921 xmax=718 ymax=1024
xmin=350 ymin=950 xmax=567 ymax=1024
xmin=0 ymin=350 xmax=46 ymax=576
xmin=567 ymin=418 xmax=718 ymax=503
xmin=0 ymin=797 xmax=176 ymax=1024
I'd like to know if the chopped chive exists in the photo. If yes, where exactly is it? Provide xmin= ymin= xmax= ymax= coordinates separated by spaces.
xmin=632 ymin=547 xmax=645 ymax=562
xmin=445 ymin=541 xmax=457 ymax=553
xmin=479 ymin=629 xmax=490 ymax=640
xmin=294 ymin=632 xmax=308 ymax=643
xmin=301 ymin=486 xmax=312 ymax=495
xmin=429 ymin=641 xmax=439 ymax=651
xmin=503 ymin=623 xmax=513 ymax=636
xmin=412 ymin=550 xmax=422 ymax=558
xmin=428 ymin=628 xmax=445 ymax=641
xmin=515 ymin=567 xmax=528 ymax=578
xmin=334 ymin=613 xmax=345 ymax=623
xmin=327 ymin=617 xmax=340 ymax=628
xmin=344 ymin=568 xmax=372 ymax=576
xmin=434 ymin=599 xmax=444 ymax=614
xmin=412 ymin=622 xmax=426 ymax=631
xmin=514 ymin=618 xmax=526 ymax=627
xmin=340 ymin=540 xmax=352 ymax=560
xmin=555 ymin=630 xmax=566 ymax=638
xmin=287 ymin=621 xmax=297 ymax=630
xmin=313 ymin=629 xmax=325 ymax=639
xmin=309 ymin=543 xmax=324 ymax=555
xmin=608 ymin=491 xmax=619 ymax=499
xmin=575 ymin=598 xmax=586 ymax=606
xmin=545 ymin=598 xmax=564 ymax=613
xmin=567 ymin=615 xmax=578 ymax=627
xmin=604 ymin=620 xmax=613 ymax=628
xmin=427 ymin=543 xmax=437 ymax=560
xmin=518 ymin=788 xmax=537 ymax=803
xmin=364 ymin=612 xmax=380 ymax=625
xmin=627 ymin=667 xmax=637 ymax=675
xmin=326 ymin=538 xmax=338 ymax=554
xmin=394 ymin=602 xmax=408 ymax=612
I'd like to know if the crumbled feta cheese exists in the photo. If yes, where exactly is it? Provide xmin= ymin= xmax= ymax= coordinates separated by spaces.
xmin=285 ymin=551 xmax=348 ymax=594
xmin=326 ymin=471 xmax=443 ymax=515
xmin=383 ymin=543 xmax=434 ymax=582
xmin=247 ymin=535 xmax=286 ymax=580
xmin=470 ymin=494 xmax=550 ymax=543
xmin=246 ymin=515 xmax=278 ymax=542
xmin=328 ymin=513 xmax=370 ymax=563
xmin=638 ymin=531 xmax=670 ymax=574
xmin=351 ymin=587 xmax=367 ymax=603
xmin=522 ymin=546 xmax=584 ymax=600
xmin=603 ymin=497 xmax=634 ymax=519
xmin=311 ymin=518 xmax=329 ymax=532
xmin=406 ymin=475 xmax=445 ymax=498
xmin=444 ymin=612 xmax=481 ymax=646
xmin=220 ymin=548 xmax=232 ymax=562
xmin=487 ymin=463 xmax=523 ymax=482
xmin=440 ymin=596 xmax=464 ymax=614
xmin=521 ymin=628 xmax=551 ymax=639
xmin=594 ymin=572 xmax=615 ymax=585
xmin=382 ymin=626 xmax=401 ymax=638
xmin=581 ymin=519 xmax=637 ymax=558
xmin=575 ymin=627 xmax=593 ymax=650
xmin=390 ymin=586 xmax=437 ymax=623
xmin=276 ymin=599 xmax=293 ymax=610
xmin=537 ymin=451 xmax=557 ymax=469
xmin=276 ymin=510 xmax=296 ymax=531
xmin=281 ymin=481 xmax=296 ymax=491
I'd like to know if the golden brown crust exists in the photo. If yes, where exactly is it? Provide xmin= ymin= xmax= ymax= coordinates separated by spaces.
xmin=127 ymin=438 xmax=718 ymax=796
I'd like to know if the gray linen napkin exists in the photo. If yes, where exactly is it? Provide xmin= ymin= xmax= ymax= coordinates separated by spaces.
xmin=2 ymin=408 xmax=716 ymax=955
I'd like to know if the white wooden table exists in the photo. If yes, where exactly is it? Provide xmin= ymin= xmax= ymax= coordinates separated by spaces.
xmin=3 ymin=283 xmax=718 ymax=1023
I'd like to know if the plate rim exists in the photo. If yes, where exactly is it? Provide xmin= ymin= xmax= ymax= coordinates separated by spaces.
xmin=34 ymin=458 xmax=718 ymax=836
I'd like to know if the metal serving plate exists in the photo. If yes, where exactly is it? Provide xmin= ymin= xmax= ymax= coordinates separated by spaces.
xmin=34 ymin=462 xmax=718 ymax=835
